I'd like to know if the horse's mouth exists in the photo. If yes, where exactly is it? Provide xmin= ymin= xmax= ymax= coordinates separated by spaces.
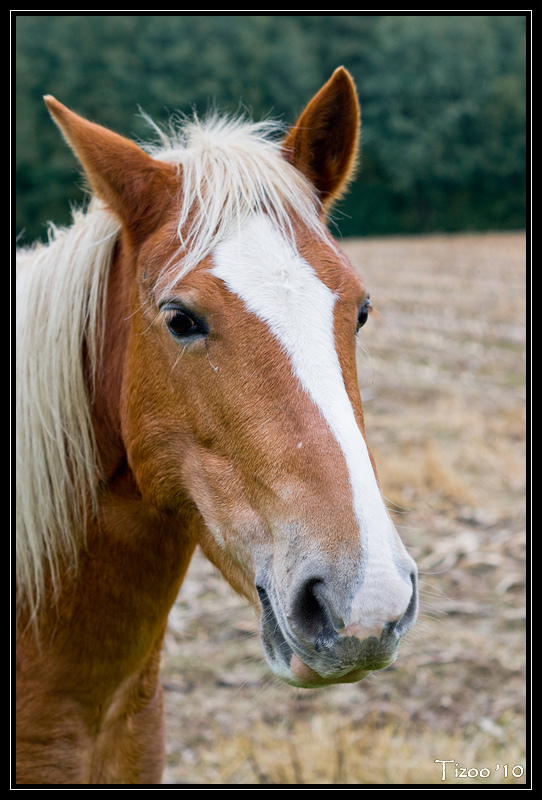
xmin=256 ymin=584 xmax=400 ymax=689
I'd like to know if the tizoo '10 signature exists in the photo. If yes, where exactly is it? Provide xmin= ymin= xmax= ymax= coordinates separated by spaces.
xmin=435 ymin=760 xmax=525 ymax=781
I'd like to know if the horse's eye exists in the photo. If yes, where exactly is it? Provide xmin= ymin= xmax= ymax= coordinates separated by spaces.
xmin=164 ymin=308 xmax=202 ymax=338
xmin=356 ymin=299 xmax=371 ymax=333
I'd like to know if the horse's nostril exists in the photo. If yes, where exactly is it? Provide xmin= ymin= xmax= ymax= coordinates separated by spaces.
xmin=256 ymin=585 xmax=273 ymax=618
xmin=395 ymin=570 xmax=418 ymax=637
xmin=289 ymin=577 xmax=337 ymax=646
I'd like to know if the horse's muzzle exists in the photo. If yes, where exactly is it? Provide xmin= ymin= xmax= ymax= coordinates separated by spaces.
xmin=256 ymin=568 xmax=418 ymax=688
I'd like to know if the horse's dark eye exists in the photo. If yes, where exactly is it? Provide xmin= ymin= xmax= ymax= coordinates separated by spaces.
xmin=164 ymin=309 xmax=201 ymax=338
xmin=356 ymin=300 xmax=371 ymax=333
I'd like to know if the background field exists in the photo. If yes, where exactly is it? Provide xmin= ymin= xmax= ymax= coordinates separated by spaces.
xmin=160 ymin=230 xmax=527 ymax=785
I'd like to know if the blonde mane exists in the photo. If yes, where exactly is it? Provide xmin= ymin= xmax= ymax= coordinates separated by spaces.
xmin=16 ymin=110 xmax=326 ymax=624
xmin=16 ymin=203 xmax=119 ymax=624
xmin=142 ymin=112 xmax=325 ymax=288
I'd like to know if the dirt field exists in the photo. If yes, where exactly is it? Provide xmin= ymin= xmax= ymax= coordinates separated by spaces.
xmin=161 ymin=231 xmax=527 ymax=785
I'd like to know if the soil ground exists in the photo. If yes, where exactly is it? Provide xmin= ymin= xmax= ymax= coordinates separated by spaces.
xmin=160 ymin=231 xmax=527 ymax=786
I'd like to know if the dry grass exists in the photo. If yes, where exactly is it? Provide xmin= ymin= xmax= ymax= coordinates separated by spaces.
xmin=161 ymin=231 xmax=527 ymax=785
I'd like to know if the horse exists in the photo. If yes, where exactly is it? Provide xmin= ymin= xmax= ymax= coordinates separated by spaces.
xmin=16 ymin=68 xmax=418 ymax=785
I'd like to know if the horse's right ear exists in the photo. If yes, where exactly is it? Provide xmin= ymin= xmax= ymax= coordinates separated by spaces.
xmin=282 ymin=67 xmax=360 ymax=212
xmin=44 ymin=96 xmax=177 ymax=243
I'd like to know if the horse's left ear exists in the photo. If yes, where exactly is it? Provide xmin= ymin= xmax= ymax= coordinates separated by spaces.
xmin=44 ymin=96 xmax=177 ymax=243
xmin=282 ymin=67 xmax=360 ymax=211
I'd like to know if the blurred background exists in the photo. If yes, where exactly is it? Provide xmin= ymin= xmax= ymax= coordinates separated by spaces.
xmin=15 ymin=15 xmax=526 ymax=244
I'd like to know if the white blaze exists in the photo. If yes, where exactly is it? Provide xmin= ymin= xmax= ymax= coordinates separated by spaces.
xmin=211 ymin=213 xmax=412 ymax=632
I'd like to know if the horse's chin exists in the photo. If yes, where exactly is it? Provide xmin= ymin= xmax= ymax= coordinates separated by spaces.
xmin=287 ymin=654 xmax=370 ymax=688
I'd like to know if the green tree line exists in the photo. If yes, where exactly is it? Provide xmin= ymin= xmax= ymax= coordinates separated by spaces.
xmin=15 ymin=15 xmax=526 ymax=243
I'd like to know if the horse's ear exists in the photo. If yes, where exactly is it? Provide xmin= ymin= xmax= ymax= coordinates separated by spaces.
xmin=282 ymin=67 xmax=360 ymax=211
xmin=44 ymin=96 xmax=177 ymax=242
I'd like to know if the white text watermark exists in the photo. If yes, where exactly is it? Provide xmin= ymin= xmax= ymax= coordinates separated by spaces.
xmin=435 ymin=760 xmax=525 ymax=781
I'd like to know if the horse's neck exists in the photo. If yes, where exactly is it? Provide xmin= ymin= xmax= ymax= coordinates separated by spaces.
xmin=16 ymin=488 xmax=195 ymax=783
xmin=84 ymin=481 xmax=196 ymax=669
xmin=17 ymin=475 xmax=196 ymax=775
